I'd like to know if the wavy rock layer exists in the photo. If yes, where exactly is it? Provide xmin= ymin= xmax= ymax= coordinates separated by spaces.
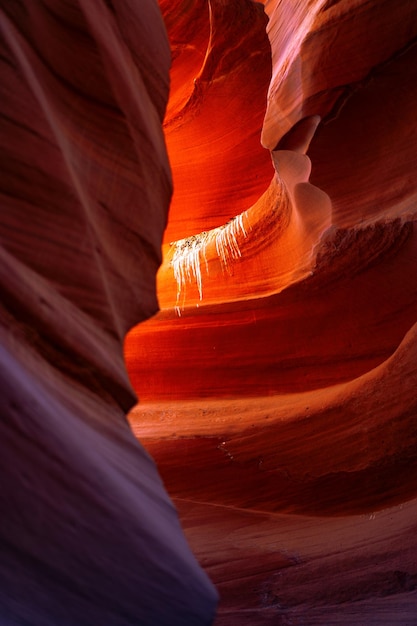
xmin=0 ymin=2 xmax=217 ymax=625
xmin=126 ymin=0 xmax=417 ymax=623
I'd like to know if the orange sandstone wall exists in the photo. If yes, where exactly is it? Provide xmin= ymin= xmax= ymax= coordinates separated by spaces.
xmin=2 ymin=0 xmax=417 ymax=623
xmin=126 ymin=0 xmax=417 ymax=623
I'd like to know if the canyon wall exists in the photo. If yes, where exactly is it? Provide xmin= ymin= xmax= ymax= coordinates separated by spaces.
xmin=2 ymin=0 xmax=417 ymax=624
xmin=0 ymin=1 xmax=217 ymax=624
xmin=126 ymin=0 xmax=417 ymax=623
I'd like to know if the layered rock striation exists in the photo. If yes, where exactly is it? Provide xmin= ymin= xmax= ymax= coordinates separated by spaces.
xmin=126 ymin=0 xmax=417 ymax=623
xmin=2 ymin=0 xmax=417 ymax=624
xmin=0 ymin=2 xmax=217 ymax=624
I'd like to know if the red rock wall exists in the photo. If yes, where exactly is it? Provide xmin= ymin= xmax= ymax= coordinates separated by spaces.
xmin=2 ymin=0 xmax=417 ymax=623
xmin=0 ymin=1 xmax=217 ymax=624
xmin=126 ymin=0 xmax=417 ymax=623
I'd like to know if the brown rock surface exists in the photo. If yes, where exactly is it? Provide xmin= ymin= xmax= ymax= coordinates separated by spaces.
xmin=126 ymin=0 xmax=417 ymax=623
xmin=0 ymin=1 xmax=217 ymax=624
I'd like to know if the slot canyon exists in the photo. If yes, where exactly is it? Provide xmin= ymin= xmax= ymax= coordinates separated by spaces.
xmin=1 ymin=0 xmax=417 ymax=624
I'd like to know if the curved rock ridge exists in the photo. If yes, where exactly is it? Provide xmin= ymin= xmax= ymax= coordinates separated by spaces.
xmin=130 ymin=319 xmax=417 ymax=513
xmin=0 ymin=1 xmax=217 ymax=625
xmin=125 ymin=0 xmax=417 ymax=623
xmin=158 ymin=131 xmax=332 ymax=313
xmin=260 ymin=0 xmax=417 ymax=150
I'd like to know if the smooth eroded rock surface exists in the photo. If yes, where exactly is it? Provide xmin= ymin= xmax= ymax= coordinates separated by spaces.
xmin=0 ymin=1 xmax=217 ymax=624
xmin=126 ymin=0 xmax=417 ymax=623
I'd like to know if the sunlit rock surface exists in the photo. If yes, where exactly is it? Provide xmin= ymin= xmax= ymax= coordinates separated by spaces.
xmin=126 ymin=0 xmax=417 ymax=623
xmin=0 ymin=2 xmax=217 ymax=624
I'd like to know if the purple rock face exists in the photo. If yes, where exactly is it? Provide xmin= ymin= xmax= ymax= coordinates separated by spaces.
xmin=0 ymin=1 xmax=217 ymax=624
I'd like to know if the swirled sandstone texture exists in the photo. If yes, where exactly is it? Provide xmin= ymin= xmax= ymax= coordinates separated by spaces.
xmin=0 ymin=1 xmax=217 ymax=625
xmin=126 ymin=0 xmax=417 ymax=624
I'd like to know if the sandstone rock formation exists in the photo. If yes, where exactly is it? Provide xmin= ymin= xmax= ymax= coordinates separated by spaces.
xmin=0 ymin=1 xmax=217 ymax=624
xmin=2 ymin=0 xmax=417 ymax=624
xmin=125 ymin=0 xmax=417 ymax=623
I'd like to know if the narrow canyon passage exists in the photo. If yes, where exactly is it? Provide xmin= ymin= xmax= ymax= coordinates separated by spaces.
xmin=1 ymin=1 xmax=417 ymax=625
